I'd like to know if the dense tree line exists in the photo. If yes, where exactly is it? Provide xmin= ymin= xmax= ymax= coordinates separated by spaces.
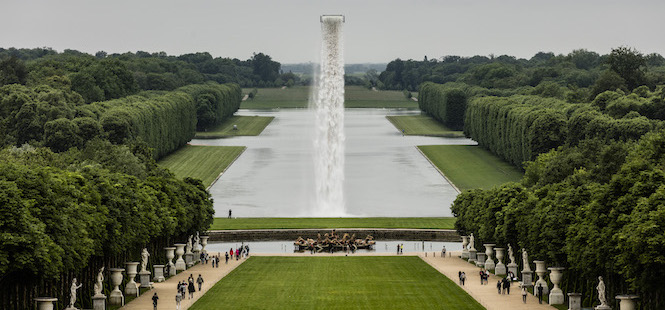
xmin=379 ymin=48 xmax=665 ymax=102
xmin=452 ymin=130 xmax=665 ymax=309
xmin=417 ymin=82 xmax=468 ymax=130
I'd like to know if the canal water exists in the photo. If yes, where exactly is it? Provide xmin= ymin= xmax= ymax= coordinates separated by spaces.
xmin=206 ymin=240 xmax=462 ymax=254
xmin=192 ymin=109 xmax=476 ymax=217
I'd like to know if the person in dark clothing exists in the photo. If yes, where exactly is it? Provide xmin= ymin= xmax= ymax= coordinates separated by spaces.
xmin=188 ymin=280 xmax=196 ymax=299
xmin=497 ymin=280 xmax=502 ymax=294
xmin=537 ymin=283 xmax=544 ymax=304
xmin=225 ymin=252 xmax=229 ymax=264
xmin=228 ymin=209 xmax=232 ymax=218
xmin=503 ymin=278 xmax=510 ymax=294
xmin=196 ymin=274 xmax=204 ymax=291
xmin=152 ymin=292 xmax=158 ymax=310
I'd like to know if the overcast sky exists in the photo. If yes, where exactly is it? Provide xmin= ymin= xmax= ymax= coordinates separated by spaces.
xmin=3 ymin=0 xmax=664 ymax=64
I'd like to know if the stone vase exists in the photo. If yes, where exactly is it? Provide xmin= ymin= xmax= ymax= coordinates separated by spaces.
xmin=494 ymin=247 xmax=506 ymax=276
xmin=476 ymin=253 xmax=486 ymax=268
xmin=108 ymin=268 xmax=124 ymax=305
xmin=534 ymin=260 xmax=549 ymax=295
xmin=34 ymin=297 xmax=57 ymax=310
xmin=153 ymin=265 xmax=165 ymax=282
xmin=461 ymin=236 xmax=469 ymax=259
xmin=484 ymin=244 xmax=496 ymax=271
xmin=124 ymin=262 xmax=139 ymax=296
xmin=548 ymin=267 xmax=565 ymax=305
xmin=616 ymin=295 xmax=639 ymax=310
xmin=568 ymin=293 xmax=582 ymax=310
xmin=201 ymin=236 xmax=209 ymax=254
xmin=175 ymin=243 xmax=186 ymax=271
xmin=164 ymin=247 xmax=176 ymax=276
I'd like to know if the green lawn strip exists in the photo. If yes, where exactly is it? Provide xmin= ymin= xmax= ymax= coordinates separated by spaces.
xmin=418 ymin=145 xmax=523 ymax=191
xmin=240 ymin=86 xmax=416 ymax=109
xmin=386 ymin=115 xmax=465 ymax=137
xmin=210 ymin=217 xmax=455 ymax=230
xmin=191 ymin=256 xmax=485 ymax=310
xmin=195 ymin=115 xmax=274 ymax=138
xmin=158 ymin=145 xmax=245 ymax=188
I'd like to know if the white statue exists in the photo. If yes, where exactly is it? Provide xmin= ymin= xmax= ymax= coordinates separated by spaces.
xmin=508 ymin=244 xmax=515 ymax=265
xmin=597 ymin=276 xmax=607 ymax=306
xmin=194 ymin=232 xmax=200 ymax=251
xmin=93 ymin=267 xmax=104 ymax=296
xmin=69 ymin=278 xmax=82 ymax=308
xmin=522 ymin=248 xmax=531 ymax=271
xmin=140 ymin=248 xmax=150 ymax=273
xmin=186 ymin=235 xmax=193 ymax=254
xmin=469 ymin=233 xmax=475 ymax=250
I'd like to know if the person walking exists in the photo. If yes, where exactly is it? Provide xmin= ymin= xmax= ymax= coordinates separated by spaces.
xmin=461 ymin=272 xmax=466 ymax=286
xmin=188 ymin=279 xmax=196 ymax=299
xmin=396 ymin=244 xmax=400 ymax=255
xmin=479 ymin=270 xmax=484 ymax=285
xmin=441 ymin=246 xmax=446 ymax=257
xmin=228 ymin=209 xmax=232 ymax=218
xmin=504 ymin=278 xmax=510 ymax=294
xmin=537 ymin=283 xmax=544 ymax=304
xmin=521 ymin=285 xmax=527 ymax=303
xmin=225 ymin=252 xmax=229 ymax=264
xmin=458 ymin=271 xmax=462 ymax=285
xmin=175 ymin=291 xmax=182 ymax=310
xmin=497 ymin=280 xmax=502 ymax=294
xmin=151 ymin=292 xmax=158 ymax=310
xmin=197 ymin=274 xmax=204 ymax=291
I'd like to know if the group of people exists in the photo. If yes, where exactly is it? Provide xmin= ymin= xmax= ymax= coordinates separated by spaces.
xmin=496 ymin=277 xmax=511 ymax=294
xmin=457 ymin=271 xmax=466 ymax=286
xmin=395 ymin=244 xmax=404 ymax=254
xmin=478 ymin=269 xmax=490 ymax=284
xmin=230 ymin=244 xmax=250 ymax=260
xmin=174 ymin=274 xmax=204 ymax=309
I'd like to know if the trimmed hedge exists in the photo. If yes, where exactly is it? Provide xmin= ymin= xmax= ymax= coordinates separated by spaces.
xmin=177 ymin=83 xmax=242 ymax=130
xmin=418 ymin=82 xmax=468 ymax=130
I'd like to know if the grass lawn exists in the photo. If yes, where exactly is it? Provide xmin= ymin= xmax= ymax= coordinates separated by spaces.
xmin=240 ymin=86 xmax=417 ymax=109
xmin=194 ymin=115 xmax=274 ymax=138
xmin=191 ymin=256 xmax=485 ymax=310
xmin=386 ymin=115 xmax=465 ymax=137
xmin=418 ymin=145 xmax=523 ymax=191
xmin=210 ymin=217 xmax=455 ymax=230
xmin=158 ymin=145 xmax=245 ymax=187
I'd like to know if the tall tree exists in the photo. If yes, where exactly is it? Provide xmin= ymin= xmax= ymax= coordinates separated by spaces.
xmin=607 ymin=46 xmax=646 ymax=90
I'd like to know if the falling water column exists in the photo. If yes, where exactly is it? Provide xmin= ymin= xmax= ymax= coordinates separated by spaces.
xmin=314 ymin=15 xmax=345 ymax=216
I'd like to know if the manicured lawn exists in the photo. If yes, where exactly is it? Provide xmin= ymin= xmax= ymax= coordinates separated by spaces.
xmin=191 ymin=256 xmax=485 ymax=310
xmin=195 ymin=115 xmax=274 ymax=138
xmin=210 ymin=217 xmax=455 ymax=230
xmin=386 ymin=115 xmax=465 ymax=137
xmin=240 ymin=86 xmax=417 ymax=109
xmin=158 ymin=145 xmax=245 ymax=187
xmin=418 ymin=145 xmax=523 ymax=191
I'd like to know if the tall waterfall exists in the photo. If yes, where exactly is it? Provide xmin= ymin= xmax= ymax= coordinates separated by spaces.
xmin=313 ymin=15 xmax=345 ymax=216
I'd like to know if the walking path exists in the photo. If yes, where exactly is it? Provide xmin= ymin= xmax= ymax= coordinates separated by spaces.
xmin=121 ymin=250 xmax=555 ymax=310
xmin=121 ymin=253 xmax=245 ymax=310
xmin=420 ymin=251 xmax=555 ymax=310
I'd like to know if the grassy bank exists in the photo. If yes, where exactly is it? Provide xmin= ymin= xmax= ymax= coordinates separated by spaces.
xmin=191 ymin=256 xmax=484 ymax=310
xmin=210 ymin=217 xmax=455 ymax=230
xmin=386 ymin=115 xmax=465 ymax=137
xmin=418 ymin=145 xmax=523 ymax=191
xmin=195 ymin=115 xmax=274 ymax=138
xmin=240 ymin=86 xmax=417 ymax=109
xmin=158 ymin=145 xmax=245 ymax=187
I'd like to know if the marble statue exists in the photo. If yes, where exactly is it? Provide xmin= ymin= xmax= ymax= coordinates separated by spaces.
xmin=522 ymin=248 xmax=531 ymax=271
xmin=508 ymin=244 xmax=515 ymax=265
xmin=597 ymin=276 xmax=607 ymax=306
xmin=194 ymin=232 xmax=200 ymax=251
xmin=94 ymin=267 xmax=104 ymax=296
xmin=140 ymin=248 xmax=150 ymax=273
xmin=469 ymin=233 xmax=475 ymax=249
xmin=69 ymin=278 xmax=82 ymax=308
xmin=186 ymin=235 xmax=193 ymax=253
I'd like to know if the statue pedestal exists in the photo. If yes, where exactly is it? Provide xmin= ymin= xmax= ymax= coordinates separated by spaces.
xmin=568 ymin=293 xmax=582 ymax=310
xmin=139 ymin=271 xmax=151 ymax=288
xmin=92 ymin=294 xmax=106 ymax=310
xmin=595 ymin=306 xmax=612 ymax=310
xmin=34 ymin=297 xmax=58 ymax=310
xmin=495 ymin=262 xmax=506 ymax=276
xmin=507 ymin=263 xmax=518 ymax=277
xmin=521 ymin=270 xmax=533 ymax=287
xmin=468 ymin=248 xmax=477 ymax=263
xmin=185 ymin=253 xmax=194 ymax=267
xmin=193 ymin=249 xmax=201 ymax=263
xmin=153 ymin=265 xmax=165 ymax=282
xmin=616 ymin=295 xmax=639 ymax=310
xmin=64 ymin=307 xmax=78 ymax=310
xmin=476 ymin=253 xmax=486 ymax=268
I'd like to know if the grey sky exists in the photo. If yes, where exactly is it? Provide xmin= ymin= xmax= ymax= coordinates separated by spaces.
xmin=3 ymin=0 xmax=664 ymax=63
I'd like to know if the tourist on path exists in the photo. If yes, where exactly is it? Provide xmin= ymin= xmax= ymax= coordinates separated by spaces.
xmin=225 ymin=252 xmax=229 ymax=264
xmin=521 ymin=285 xmax=527 ymax=303
xmin=197 ymin=274 xmax=204 ymax=291
xmin=503 ymin=278 xmax=510 ymax=294
xmin=479 ymin=270 xmax=485 ymax=285
xmin=461 ymin=272 xmax=466 ymax=286
xmin=497 ymin=280 xmax=502 ymax=294
xmin=151 ymin=292 xmax=158 ymax=310
xmin=228 ymin=209 xmax=232 ymax=218
xmin=458 ymin=271 xmax=462 ymax=285
xmin=441 ymin=246 xmax=446 ymax=257
xmin=396 ymin=244 xmax=400 ymax=255
xmin=175 ymin=291 xmax=182 ymax=310
xmin=537 ymin=283 xmax=544 ymax=304
xmin=188 ymin=280 xmax=196 ymax=299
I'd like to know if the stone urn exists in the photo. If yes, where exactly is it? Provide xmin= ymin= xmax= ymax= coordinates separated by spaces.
xmin=534 ymin=260 xmax=549 ymax=295
xmin=548 ymin=267 xmax=565 ymax=305
xmin=476 ymin=252 xmax=486 ymax=268
xmin=108 ymin=268 xmax=125 ymax=305
xmin=461 ymin=236 xmax=469 ymax=259
xmin=494 ymin=247 xmax=506 ymax=276
xmin=483 ymin=244 xmax=496 ymax=271
xmin=124 ymin=262 xmax=139 ymax=296
xmin=34 ymin=297 xmax=58 ymax=310
xmin=616 ymin=295 xmax=639 ymax=310
xmin=568 ymin=292 xmax=582 ymax=310
xmin=164 ymin=247 xmax=176 ymax=276
xmin=201 ymin=236 xmax=209 ymax=254
xmin=175 ymin=243 xmax=186 ymax=271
